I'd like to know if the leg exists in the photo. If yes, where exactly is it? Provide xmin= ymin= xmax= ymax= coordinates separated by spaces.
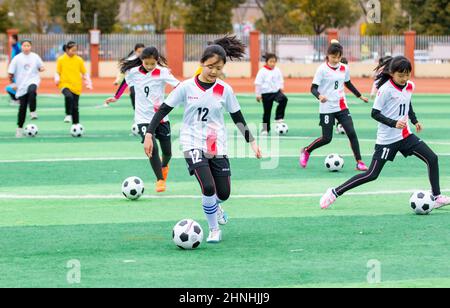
xmin=305 ymin=123 xmax=333 ymax=153
xmin=193 ymin=166 xmax=220 ymax=233
xmin=17 ymin=94 xmax=29 ymax=128
xmin=149 ymin=138 xmax=164 ymax=181
xmin=261 ymin=94 xmax=275 ymax=132
xmin=130 ymin=86 xmax=136 ymax=110
xmin=63 ymin=89 xmax=72 ymax=116
xmin=340 ymin=117 xmax=362 ymax=162
xmin=213 ymin=176 xmax=231 ymax=203
xmin=71 ymin=93 xmax=80 ymax=124
xmin=27 ymin=84 xmax=38 ymax=113
xmin=412 ymin=142 xmax=440 ymax=196
xmin=274 ymin=91 xmax=288 ymax=121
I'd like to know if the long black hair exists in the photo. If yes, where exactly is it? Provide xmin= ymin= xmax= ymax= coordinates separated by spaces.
xmin=375 ymin=56 xmax=412 ymax=89
xmin=201 ymin=35 xmax=246 ymax=64
xmin=120 ymin=43 xmax=145 ymax=62
xmin=263 ymin=53 xmax=277 ymax=62
xmin=120 ymin=46 xmax=168 ymax=73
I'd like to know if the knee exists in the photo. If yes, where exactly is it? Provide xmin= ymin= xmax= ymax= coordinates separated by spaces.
xmin=366 ymin=169 xmax=381 ymax=182
xmin=217 ymin=189 xmax=230 ymax=202
xmin=429 ymin=153 xmax=438 ymax=165
xmin=202 ymin=182 xmax=216 ymax=197
xmin=322 ymin=136 xmax=332 ymax=145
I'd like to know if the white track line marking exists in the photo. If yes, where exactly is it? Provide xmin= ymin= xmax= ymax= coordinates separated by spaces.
xmin=0 ymin=189 xmax=449 ymax=200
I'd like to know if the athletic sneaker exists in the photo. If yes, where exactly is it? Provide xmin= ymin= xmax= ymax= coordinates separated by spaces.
xmin=217 ymin=205 xmax=228 ymax=225
xmin=320 ymin=188 xmax=337 ymax=209
xmin=64 ymin=115 xmax=72 ymax=123
xmin=299 ymin=148 xmax=310 ymax=168
xmin=16 ymin=128 xmax=23 ymax=138
xmin=10 ymin=99 xmax=20 ymax=106
xmin=30 ymin=112 xmax=38 ymax=120
xmin=156 ymin=180 xmax=166 ymax=193
xmin=356 ymin=160 xmax=368 ymax=171
xmin=162 ymin=165 xmax=170 ymax=181
xmin=207 ymin=228 xmax=222 ymax=243
xmin=261 ymin=130 xmax=268 ymax=137
xmin=434 ymin=195 xmax=450 ymax=209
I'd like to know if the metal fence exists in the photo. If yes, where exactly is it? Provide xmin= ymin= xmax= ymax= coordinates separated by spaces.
xmin=340 ymin=35 xmax=405 ymax=62
xmin=0 ymin=34 xmax=7 ymax=60
xmin=416 ymin=35 xmax=450 ymax=63
xmin=19 ymin=34 xmax=90 ymax=61
xmin=100 ymin=34 xmax=165 ymax=61
xmin=184 ymin=34 xmax=250 ymax=61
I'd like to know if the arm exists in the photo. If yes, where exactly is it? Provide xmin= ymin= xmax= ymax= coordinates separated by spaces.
xmin=408 ymin=101 xmax=418 ymax=125
xmin=254 ymin=70 xmax=264 ymax=101
xmin=344 ymin=80 xmax=361 ymax=98
xmin=230 ymin=110 xmax=255 ymax=143
xmin=147 ymin=104 xmax=174 ymax=135
xmin=311 ymin=84 xmax=320 ymax=99
xmin=371 ymin=108 xmax=397 ymax=128
xmin=8 ymin=73 xmax=14 ymax=84
xmin=165 ymin=70 xmax=180 ymax=88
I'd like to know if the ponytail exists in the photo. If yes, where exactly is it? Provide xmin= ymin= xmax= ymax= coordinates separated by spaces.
xmin=201 ymin=35 xmax=246 ymax=64
xmin=375 ymin=56 xmax=411 ymax=89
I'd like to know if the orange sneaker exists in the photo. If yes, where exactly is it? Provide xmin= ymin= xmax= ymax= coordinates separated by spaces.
xmin=162 ymin=165 xmax=170 ymax=181
xmin=156 ymin=180 xmax=166 ymax=193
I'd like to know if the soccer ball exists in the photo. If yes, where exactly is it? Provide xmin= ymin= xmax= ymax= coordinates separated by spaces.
xmin=122 ymin=176 xmax=145 ymax=200
xmin=24 ymin=124 xmax=38 ymax=137
xmin=71 ymin=124 xmax=84 ymax=137
xmin=335 ymin=124 xmax=346 ymax=135
xmin=410 ymin=191 xmax=435 ymax=215
xmin=172 ymin=219 xmax=204 ymax=250
xmin=131 ymin=124 xmax=140 ymax=136
xmin=275 ymin=122 xmax=289 ymax=135
xmin=325 ymin=153 xmax=344 ymax=172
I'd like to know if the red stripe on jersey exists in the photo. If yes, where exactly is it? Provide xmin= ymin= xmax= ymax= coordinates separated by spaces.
xmin=207 ymin=132 xmax=218 ymax=156
xmin=406 ymin=82 xmax=413 ymax=92
xmin=194 ymin=76 xmax=206 ymax=92
xmin=213 ymin=84 xmax=225 ymax=97
xmin=339 ymin=97 xmax=347 ymax=110
xmin=264 ymin=65 xmax=274 ymax=70
xmin=326 ymin=62 xmax=338 ymax=71
xmin=402 ymin=126 xmax=411 ymax=139
xmin=152 ymin=68 xmax=161 ymax=77
xmin=339 ymin=65 xmax=346 ymax=72
xmin=389 ymin=79 xmax=403 ymax=92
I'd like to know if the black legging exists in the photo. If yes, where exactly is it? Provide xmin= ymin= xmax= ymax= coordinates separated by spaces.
xmin=149 ymin=137 xmax=172 ymax=181
xmin=17 ymin=84 xmax=38 ymax=128
xmin=262 ymin=91 xmax=288 ymax=132
xmin=62 ymin=88 xmax=80 ymax=124
xmin=193 ymin=166 xmax=231 ymax=202
xmin=306 ymin=118 xmax=362 ymax=162
xmin=130 ymin=86 xmax=136 ymax=110
xmin=335 ymin=142 xmax=440 ymax=196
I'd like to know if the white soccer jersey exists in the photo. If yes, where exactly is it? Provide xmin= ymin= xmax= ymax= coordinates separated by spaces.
xmin=165 ymin=77 xmax=241 ymax=155
xmin=373 ymin=80 xmax=415 ymax=145
xmin=312 ymin=62 xmax=350 ymax=114
xmin=8 ymin=52 xmax=44 ymax=98
xmin=254 ymin=66 xmax=284 ymax=95
xmin=125 ymin=66 xmax=180 ymax=124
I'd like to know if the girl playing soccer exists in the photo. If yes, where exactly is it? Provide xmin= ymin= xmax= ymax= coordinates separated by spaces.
xmin=144 ymin=39 xmax=262 ymax=243
xmin=300 ymin=42 xmax=370 ymax=171
xmin=55 ymin=41 xmax=93 ymax=125
xmin=114 ymin=43 xmax=145 ymax=110
xmin=320 ymin=56 xmax=450 ymax=209
xmin=254 ymin=52 xmax=288 ymax=135
xmin=7 ymin=39 xmax=45 ymax=137
xmin=105 ymin=47 xmax=180 ymax=193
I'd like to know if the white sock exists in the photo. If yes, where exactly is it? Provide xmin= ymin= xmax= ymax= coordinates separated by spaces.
xmin=202 ymin=195 xmax=218 ymax=230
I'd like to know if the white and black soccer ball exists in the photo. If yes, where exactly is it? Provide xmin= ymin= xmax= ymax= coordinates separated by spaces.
xmin=122 ymin=176 xmax=145 ymax=200
xmin=71 ymin=124 xmax=84 ymax=137
xmin=325 ymin=153 xmax=345 ymax=172
xmin=24 ymin=124 xmax=38 ymax=137
xmin=275 ymin=122 xmax=289 ymax=135
xmin=131 ymin=124 xmax=140 ymax=136
xmin=410 ymin=191 xmax=435 ymax=215
xmin=335 ymin=124 xmax=346 ymax=135
xmin=172 ymin=219 xmax=204 ymax=250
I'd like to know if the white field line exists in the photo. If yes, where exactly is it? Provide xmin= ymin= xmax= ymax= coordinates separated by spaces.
xmin=3 ymin=152 xmax=450 ymax=164
xmin=0 ymin=189 xmax=449 ymax=200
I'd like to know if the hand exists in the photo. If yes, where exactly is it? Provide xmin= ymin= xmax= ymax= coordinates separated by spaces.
xmin=113 ymin=81 xmax=119 ymax=86
xmin=105 ymin=97 xmax=117 ymax=104
xmin=39 ymin=67 xmax=46 ymax=72
xmin=396 ymin=119 xmax=407 ymax=129
xmin=251 ymin=140 xmax=262 ymax=159
xmin=256 ymin=96 xmax=262 ymax=103
xmin=415 ymin=122 xmax=423 ymax=133
xmin=86 ymin=83 xmax=93 ymax=90
xmin=144 ymin=133 xmax=154 ymax=158
xmin=360 ymin=95 xmax=369 ymax=103
xmin=319 ymin=95 xmax=328 ymax=103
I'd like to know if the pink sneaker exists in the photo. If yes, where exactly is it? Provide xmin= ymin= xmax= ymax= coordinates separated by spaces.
xmin=320 ymin=188 xmax=337 ymax=209
xmin=434 ymin=195 xmax=450 ymax=209
xmin=299 ymin=148 xmax=310 ymax=168
xmin=356 ymin=160 xmax=368 ymax=171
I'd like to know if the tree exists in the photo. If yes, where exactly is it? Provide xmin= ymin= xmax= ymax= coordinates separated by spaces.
xmin=133 ymin=0 xmax=182 ymax=33
xmin=358 ymin=0 xmax=406 ymax=35
xmin=48 ymin=0 xmax=121 ymax=33
xmin=0 ymin=4 xmax=13 ymax=33
xmin=182 ymin=0 xmax=245 ymax=34
xmin=4 ymin=0 xmax=49 ymax=33
xmin=400 ymin=0 xmax=450 ymax=35
xmin=288 ymin=0 xmax=362 ymax=35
